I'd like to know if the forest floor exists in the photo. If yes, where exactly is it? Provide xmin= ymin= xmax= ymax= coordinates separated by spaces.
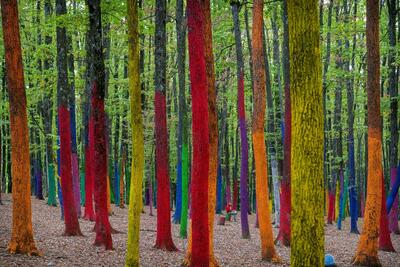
xmin=0 ymin=194 xmax=399 ymax=267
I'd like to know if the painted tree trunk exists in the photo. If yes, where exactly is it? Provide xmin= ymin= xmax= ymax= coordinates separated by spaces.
xmin=68 ymin=35 xmax=81 ymax=219
xmin=125 ymin=0 xmax=144 ymax=264
xmin=345 ymin=0 xmax=359 ymax=234
xmin=187 ymin=0 xmax=210 ymax=265
xmin=276 ymin=0 xmax=291 ymax=247
xmin=337 ymin=168 xmax=344 ymax=229
xmin=387 ymin=0 xmax=399 ymax=235
xmin=251 ymin=0 xmax=280 ymax=262
xmin=83 ymin=117 xmax=95 ymax=221
xmin=87 ymin=0 xmax=113 ymax=250
xmin=352 ymin=1 xmax=383 ymax=264
xmin=154 ymin=0 xmax=177 ymax=251
xmin=288 ymin=0 xmax=324 ymax=265
xmin=1 ymin=0 xmax=39 ymax=254
xmin=387 ymin=166 xmax=400 ymax=209
xmin=56 ymin=0 xmax=82 ymax=237
xmin=231 ymin=1 xmax=250 ymax=239
xmin=203 ymin=1 xmax=218 ymax=265
xmin=379 ymin=175 xmax=395 ymax=251
xmin=56 ymin=131 xmax=64 ymax=219
xmin=83 ymin=21 xmax=95 ymax=221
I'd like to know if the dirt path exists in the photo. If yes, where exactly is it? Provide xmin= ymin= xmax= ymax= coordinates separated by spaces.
xmin=0 ymin=194 xmax=399 ymax=266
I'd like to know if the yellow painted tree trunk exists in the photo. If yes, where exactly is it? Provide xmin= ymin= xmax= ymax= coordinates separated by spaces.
xmin=125 ymin=0 xmax=144 ymax=265
xmin=352 ymin=0 xmax=382 ymax=265
xmin=287 ymin=0 xmax=324 ymax=265
xmin=251 ymin=0 xmax=280 ymax=262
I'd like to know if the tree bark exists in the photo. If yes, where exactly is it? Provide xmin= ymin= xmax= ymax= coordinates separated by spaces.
xmin=56 ymin=0 xmax=82 ymax=236
xmin=231 ymin=0 xmax=250 ymax=239
xmin=252 ymin=0 xmax=280 ymax=262
xmin=288 ymin=0 xmax=324 ymax=265
xmin=87 ymin=0 xmax=113 ymax=249
xmin=352 ymin=0 xmax=383 ymax=265
xmin=1 ymin=0 xmax=39 ymax=255
xmin=153 ymin=0 xmax=177 ymax=251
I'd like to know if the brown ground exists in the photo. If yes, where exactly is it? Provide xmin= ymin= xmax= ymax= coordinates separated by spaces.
xmin=0 ymin=194 xmax=399 ymax=266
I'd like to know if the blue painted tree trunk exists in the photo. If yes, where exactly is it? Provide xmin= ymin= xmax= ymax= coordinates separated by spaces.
xmin=114 ymin=161 xmax=120 ymax=206
xmin=57 ymin=132 xmax=64 ymax=220
xmin=173 ymin=160 xmax=182 ymax=223
xmin=216 ymin=163 xmax=223 ymax=214
xmin=386 ymin=165 xmax=400 ymax=213
xmin=337 ymin=168 xmax=344 ymax=230
xmin=70 ymin=101 xmax=81 ymax=217
xmin=348 ymin=140 xmax=359 ymax=233
xmin=36 ymin=159 xmax=44 ymax=200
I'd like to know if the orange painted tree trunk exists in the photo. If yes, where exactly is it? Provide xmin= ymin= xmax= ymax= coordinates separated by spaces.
xmin=1 ymin=0 xmax=39 ymax=255
xmin=202 ymin=0 xmax=218 ymax=266
xmin=187 ymin=0 xmax=210 ymax=265
xmin=154 ymin=0 xmax=177 ymax=251
xmin=352 ymin=0 xmax=382 ymax=265
xmin=251 ymin=0 xmax=280 ymax=262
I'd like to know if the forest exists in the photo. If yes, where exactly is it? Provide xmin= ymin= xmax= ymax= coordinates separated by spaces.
xmin=0 ymin=0 xmax=399 ymax=266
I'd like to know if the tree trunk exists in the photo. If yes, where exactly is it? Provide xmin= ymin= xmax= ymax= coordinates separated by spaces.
xmin=231 ymin=0 xmax=250 ymax=239
xmin=175 ymin=0 xmax=189 ymax=239
xmin=67 ymin=34 xmax=81 ymax=218
xmin=43 ymin=0 xmax=57 ymax=207
xmin=352 ymin=0 xmax=383 ymax=264
xmin=379 ymin=175 xmax=395 ymax=251
xmin=251 ymin=0 xmax=280 ymax=262
xmin=276 ymin=0 xmax=291 ymax=247
xmin=125 ymin=0 xmax=144 ymax=264
xmin=87 ymin=0 xmax=113 ymax=250
xmin=203 ymin=0 xmax=218 ymax=265
xmin=56 ymin=0 xmax=82 ymax=236
xmin=153 ymin=0 xmax=177 ymax=251
xmin=186 ymin=1 xmax=210 ymax=265
xmin=387 ymin=0 xmax=399 ymax=235
xmin=288 ymin=0 xmax=324 ymax=265
xmin=1 ymin=0 xmax=39 ymax=255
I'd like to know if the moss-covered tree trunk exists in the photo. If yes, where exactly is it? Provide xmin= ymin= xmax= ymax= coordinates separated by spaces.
xmin=287 ymin=0 xmax=324 ymax=265
xmin=125 ymin=0 xmax=144 ymax=265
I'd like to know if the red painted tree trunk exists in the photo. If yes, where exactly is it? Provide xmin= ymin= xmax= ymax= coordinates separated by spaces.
xmin=91 ymin=82 xmax=113 ymax=250
xmin=154 ymin=0 xmax=177 ymax=251
xmin=56 ymin=0 xmax=82 ymax=236
xmin=154 ymin=91 xmax=177 ymax=251
xmin=327 ymin=192 xmax=335 ymax=224
xmin=187 ymin=0 xmax=210 ymax=265
xmin=86 ymin=0 xmax=113 ymax=250
xmin=58 ymin=107 xmax=82 ymax=236
xmin=379 ymin=175 xmax=395 ymax=251
xmin=276 ymin=0 xmax=290 ymax=246
xmin=83 ymin=136 xmax=95 ymax=221
xmin=233 ymin=179 xmax=238 ymax=211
